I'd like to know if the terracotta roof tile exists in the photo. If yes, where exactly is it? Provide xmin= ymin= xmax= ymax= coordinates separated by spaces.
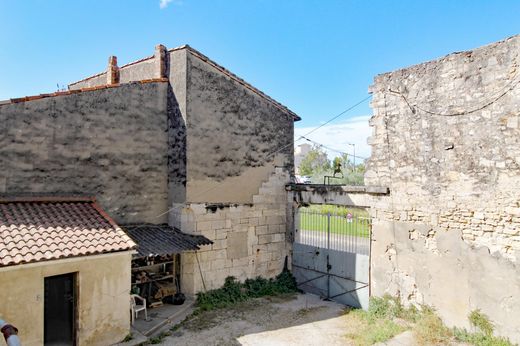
xmin=0 ymin=198 xmax=136 ymax=267
xmin=0 ymin=79 xmax=169 ymax=107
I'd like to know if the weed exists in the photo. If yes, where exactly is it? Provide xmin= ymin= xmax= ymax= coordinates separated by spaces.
xmin=344 ymin=308 xmax=404 ymax=346
xmin=121 ymin=333 xmax=133 ymax=342
xmin=414 ymin=309 xmax=452 ymax=345
xmin=196 ymin=272 xmax=298 ymax=312
xmin=468 ymin=309 xmax=494 ymax=336
xmin=453 ymin=328 xmax=515 ymax=346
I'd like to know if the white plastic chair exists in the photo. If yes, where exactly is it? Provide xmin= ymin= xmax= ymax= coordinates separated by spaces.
xmin=130 ymin=294 xmax=148 ymax=324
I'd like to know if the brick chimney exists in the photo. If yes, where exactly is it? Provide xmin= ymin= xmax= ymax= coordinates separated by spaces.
xmin=106 ymin=56 xmax=119 ymax=85
xmin=154 ymin=44 xmax=167 ymax=78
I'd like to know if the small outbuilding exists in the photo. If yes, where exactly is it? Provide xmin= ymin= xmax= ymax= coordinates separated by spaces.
xmin=0 ymin=197 xmax=136 ymax=346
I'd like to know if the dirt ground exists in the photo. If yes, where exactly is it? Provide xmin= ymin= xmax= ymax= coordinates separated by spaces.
xmin=159 ymin=293 xmax=354 ymax=346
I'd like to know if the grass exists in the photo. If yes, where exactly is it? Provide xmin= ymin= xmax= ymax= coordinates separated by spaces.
xmin=299 ymin=204 xmax=370 ymax=237
xmin=344 ymin=296 xmax=517 ymax=346
xmin=344 ymin=295 xmax=414 ymax=345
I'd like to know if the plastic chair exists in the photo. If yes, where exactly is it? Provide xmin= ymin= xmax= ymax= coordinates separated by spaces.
xmin=130 ymin=294 xmax=147 ymax=324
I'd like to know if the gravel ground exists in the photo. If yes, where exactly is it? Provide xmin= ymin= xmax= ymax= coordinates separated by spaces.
xmin=159 ymin=293 xmax=353 ymax=346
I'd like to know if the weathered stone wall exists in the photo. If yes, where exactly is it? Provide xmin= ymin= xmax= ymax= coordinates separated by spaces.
xmin=65 ymin=44 xmax=297 ymax=293
xmin=178 ymin=168 xmax=291 ymax=293
xmin=367 ymin=35 xmax=520 ymax=342
xmin=169 ymin=49 xmax=296 ymax=292
xmin=184 ymin=50 xmax=295 ymax=204
xmin=69 ymin=72 xmax=107 ymax=90
xmin=119 ymin=58 xmax=156 ymax=83
xmin=0 ymin=81 xmax=170 ymax=224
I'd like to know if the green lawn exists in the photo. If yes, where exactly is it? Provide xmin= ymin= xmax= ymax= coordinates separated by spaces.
xmin=299 ymin=205 xmax=370 ymax=237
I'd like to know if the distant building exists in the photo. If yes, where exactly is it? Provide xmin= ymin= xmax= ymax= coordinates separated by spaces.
xmin=294 ymin=143 xmax=312 ymax=174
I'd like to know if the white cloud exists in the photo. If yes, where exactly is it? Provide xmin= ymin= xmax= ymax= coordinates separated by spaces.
xmin=294 ymin=115 xmax=372 ymax=161
xmin=159 ymin=0 xmax=181 ymax=9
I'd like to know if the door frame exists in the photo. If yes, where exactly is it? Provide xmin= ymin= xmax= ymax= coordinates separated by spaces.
xmin=43 ymin=272 xmax=79 ymax=346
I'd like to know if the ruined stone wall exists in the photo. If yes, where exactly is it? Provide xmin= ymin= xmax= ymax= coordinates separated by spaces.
xmin=366 ymin=35 xmax=520 ymax=342
xmin=0 ymin=81 xmax=170 ymax=224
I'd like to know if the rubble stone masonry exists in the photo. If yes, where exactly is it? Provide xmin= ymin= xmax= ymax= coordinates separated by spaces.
xmin=366 ymin=35 xmax=520 ymax=342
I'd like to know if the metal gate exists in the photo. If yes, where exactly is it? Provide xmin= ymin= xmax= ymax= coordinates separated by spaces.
xmin=292 ymin=209 xmax=371 ymax=309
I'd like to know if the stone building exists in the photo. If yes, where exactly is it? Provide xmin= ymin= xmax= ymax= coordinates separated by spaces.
xmin=366 ymin=34 xmax=520 ymax=342
xmin=294 ymin=143 xmax=312 ymax=174
xmin=0 ymin=44 xmax=299 ymax=344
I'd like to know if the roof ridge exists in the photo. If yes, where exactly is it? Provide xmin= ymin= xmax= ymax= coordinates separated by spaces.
xmin=0 ymin=79 xmax=169 ymax=107
xmin=184 ymin=46 xmax=301 ymax=121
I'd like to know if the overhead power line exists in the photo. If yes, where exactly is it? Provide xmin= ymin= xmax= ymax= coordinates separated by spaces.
xmin=299 ymin=135 xmax=368 ymax=161
xmin=153 ymin=94 xmax=373 ymax=219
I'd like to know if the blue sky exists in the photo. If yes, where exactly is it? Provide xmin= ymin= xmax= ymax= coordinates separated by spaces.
xmin=1 ymin=1 xmax=519 ymax=158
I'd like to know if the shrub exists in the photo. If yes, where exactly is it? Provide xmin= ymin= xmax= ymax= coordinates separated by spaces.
xmin=195 ymin=271 xmax=298 ymax=312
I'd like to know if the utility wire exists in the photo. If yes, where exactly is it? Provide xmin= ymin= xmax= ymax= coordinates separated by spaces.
xmin=387 ymin=69 xmax=520 ymax=116
xmin=153 ymin=94 xmax=372 ymax=219
xmin=300 ymin=135 xmax=368 ymax=161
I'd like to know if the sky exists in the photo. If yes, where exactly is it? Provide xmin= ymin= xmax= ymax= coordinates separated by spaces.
xmin=1 ymin=1 xmax=520 ymax=160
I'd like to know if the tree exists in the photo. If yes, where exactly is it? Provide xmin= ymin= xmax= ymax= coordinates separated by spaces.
xmin=298 ymin=146 xmax=330 ymax=176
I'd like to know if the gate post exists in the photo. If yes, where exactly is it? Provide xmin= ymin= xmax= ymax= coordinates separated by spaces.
xmin=326 ymin=213 xmax=331 ymax=300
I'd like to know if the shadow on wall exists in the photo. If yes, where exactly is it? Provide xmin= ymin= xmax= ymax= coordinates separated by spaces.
xmin=167 ymin=84 xmax=187 ymax=206
xmin=291 ymin=204 xmax=371 ymax=310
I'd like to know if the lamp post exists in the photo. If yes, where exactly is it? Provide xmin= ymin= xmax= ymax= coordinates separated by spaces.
xmin=346 ymin=143 xmax=355 ymax=171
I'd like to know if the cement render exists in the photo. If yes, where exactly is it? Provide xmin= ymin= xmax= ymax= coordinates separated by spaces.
xmin=367 ymin=34 xmax=520 ymax=342
xmin=0 ymin=82 xmax=170 ymax=224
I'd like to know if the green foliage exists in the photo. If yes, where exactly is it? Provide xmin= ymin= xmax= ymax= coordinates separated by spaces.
xmin=310 ymin=170 xmax=365 ymax=185
xmin=346 ymin=296 xmax=516 ymax=346
xmin=468 ymin=309 xmax=494 ymax=336
xmin=298 ymin=146 xmax=331 ymax=176
xmin=451 ymin=309 xmax=515 ymax=346
xmin=345 ymin=311 xmax=405 ymax=346
xmin=453 ymin=328 xmax=515 ymax=346
xmin=365 ymin=294 xmax=422 ymax=323
xmin=414 ymin=309 xmax=453 ymax=345
xmin=196 ymin=272 xmax=298 ymax=312
xmin=300 ymin=204 xmax=369 ymax=218
xmin=148 ymin=331 xmax=171 ymax=344
xmin=121 ymin=333 xmax=133 ymax=342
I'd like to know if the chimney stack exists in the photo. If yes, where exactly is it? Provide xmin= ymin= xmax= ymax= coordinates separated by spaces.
xmin=106 ymin=56 xmax=119 ymax=85
xmin=154 ymin=44 xmax=167 ymax=78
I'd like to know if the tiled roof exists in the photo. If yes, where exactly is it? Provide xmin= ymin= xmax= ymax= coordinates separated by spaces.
xmin=0 ymin=79 xmax=169 ymax=107
xmin=0 ymin=197 xmax=136 ymax=267
xmin=123 ymin=224 xmax=213 ymax=257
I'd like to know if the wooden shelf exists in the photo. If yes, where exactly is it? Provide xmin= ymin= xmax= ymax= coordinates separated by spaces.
xmin=132 ymin=275 xmax=174 ymax=285
xmin=131 ymin=261 xmax=172 ymax=271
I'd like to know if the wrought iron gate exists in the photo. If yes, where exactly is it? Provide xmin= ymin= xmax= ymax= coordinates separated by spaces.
xmin=292 ymin=209 xmax=371 ymax=309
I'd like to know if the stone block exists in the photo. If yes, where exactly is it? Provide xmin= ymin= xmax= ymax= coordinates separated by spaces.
xmin=227 ymin=231 xmax=248 ymax=259
xmin=197 ymin=220 xmax=213 ymax=231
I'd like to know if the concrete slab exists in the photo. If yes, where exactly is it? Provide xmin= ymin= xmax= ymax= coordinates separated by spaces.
xmin=131 ymin=297 xmax=195 ymax=337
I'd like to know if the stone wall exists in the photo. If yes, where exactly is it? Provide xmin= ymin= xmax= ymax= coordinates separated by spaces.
xmin=184 ymin=50 xmax=295 ymax=204
xmin=366 ymin=35 xmax=520 ymax=342
xmin=65 ymin=44 xmax=298 ymax=293
xmin=0 ymin=81 xmax=170 ymax=224
xmin=178 ymin=168 xmax=291 ymax=293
